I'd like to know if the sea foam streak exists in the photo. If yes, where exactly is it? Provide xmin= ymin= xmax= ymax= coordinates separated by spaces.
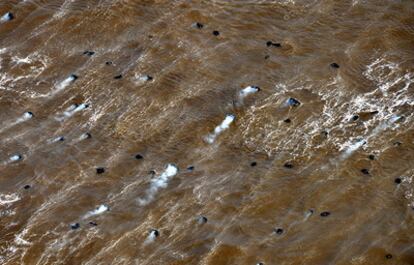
xmin=83 ymin=204 xmax=109 ymax=219
xmin=239 ymin=86 xmax=260 ymax=103
xmin=205 ymin=114 xmax=235 ymax=144
xmin=138 ymin=164 xmax=178 ymax=206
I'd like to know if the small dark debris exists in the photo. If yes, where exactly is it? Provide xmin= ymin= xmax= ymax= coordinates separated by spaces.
xmin=385 ymin=254 xmax=393 ymax=259
xmin=70 ymin=74 xmax=78 ymax=80
xmin=330 ymin=63 xmax=340 ymax=68
xmin=250 ymin=162 xmax=257 ymax=167
xmin=368 ymin=154 xmax=375 ymax=160
xmin=89 ymin=221 xmax=98 ymax=226
xmin=23 ymin=185 xmax=31 ymax=190
xmin=284 ymin=118 xmax=291 ymax=123
xmin=395 ymin=178 xmax=402 ymax=184
xmin=266 ymin=41 xmax=281 ymax=47
xmin=284 ymin=162 xmax=293 ymax=169
xmin=361 ymin=169 xmax=370 ymax=175
xmin=187 ymin=166 xmax=195 ymax=171
xmin=393 ymin=141 xmax=402 ymax=146
xmin=85 ymin=132 xmax=92 ymax=139
xmin=264 ymin=55 xmax=270 ymax=59
xmin=149 ymin=170 xmax=156 ymax=175
xmin=70 ymin=223 xmax=80 ymax=230
xmin=195 ymin=22 xmax=203 ymax=29
xmin=58 ymin=137 xmax=65 ymax=142
xmin=105 ymin=61 xmax=113 ymax=65
xmin=212 ymin=30 xmax=220 ymax=36
xmin=320 ymin=211 xmax=330 ymax=217
xmin=96 ymin=167 xmax=105 ymax=174
xmin=114 ymin=74 xmax=123 ymax=79
xmin=351 ymin=115 xmax=359 ymax=121
xmin=370 ymin=110 xmax=379 ymax=115
xmin=135 ymin=154 xmax=143 ymax=160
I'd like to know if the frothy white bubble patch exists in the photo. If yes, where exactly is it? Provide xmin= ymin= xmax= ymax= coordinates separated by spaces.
xmin=205 ymin=114 xmax=235 ymax=144
xmin=83 ymin=204 xmax=109 ymax=219
xmin=0 ymin=193 xmax=20 ymax=206
xmin=138 ymin=164 xmax=178 ymax=206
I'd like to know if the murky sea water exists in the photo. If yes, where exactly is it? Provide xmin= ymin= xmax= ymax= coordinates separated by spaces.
xmin=1 ymin=0 xmax=414 ymax=264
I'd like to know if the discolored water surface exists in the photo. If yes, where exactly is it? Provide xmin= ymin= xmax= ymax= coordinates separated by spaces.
xmin=0 ymin=0 xmax=414 ymax=264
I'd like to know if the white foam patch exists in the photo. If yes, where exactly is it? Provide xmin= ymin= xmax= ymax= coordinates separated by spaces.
xmin=83 ymin=204 xmax=109 ymax=219
xmin=0 ymin=193 xmax=20 ymax=206
xmin=339 ymin=138 xmax=366 ymax=160
xmin=205 ymin=114 xmax=235 ymax=144
xmin=9 ymin=154 xmax=22 ymax=162
xmin=138 ymin=164 xmax=178 ymax=206
xmin=239 ymin=86 xmax=260 ymax=103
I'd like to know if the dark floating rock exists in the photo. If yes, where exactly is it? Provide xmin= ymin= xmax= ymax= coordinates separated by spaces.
xmin=198 ymin=216 xmax=208 ymax=224
xmin=330 ymin=63 xmax=340 ymax=68
xmin=250 ymin=162 xmax=257 ymax=167
xmin=114 ymin=74 xmax=123 ymax=79
xmin=395 ymin=178 xmax=402 ymax=184
xmin=351 ymin=115 xmax=359 ymax=121
xmin=361 ymin=168 xmax=370 ymax=175
xmin=70 ymin=223 xmax=80 ymax=230
xmin=135 ymin=154 xmax=143 ymax=160
xmin=284 ymin=118 xmax=291 ymax=123
xmin=194 ymin=22 xmax=203 ymax=29
xmin=320 ymin=211 xmax=330 ymax=217
xmin=83 ymin=51 xmax=95 ymax=56
xmin=368 ymin=154 xmax=375 ymax=160
xmin=284 ymin=162 xmax=293 ymax=169
xmin=287 ymin=97 xmax=301 ymax=107
xmin=105 ymin=61 xmax=113 ymax=65
xmin=187 ymin=166 xmax=195 ymax=171
xmin=96 ymin=167 xmax=105 ymax=174
xmin=89 ymin=221 xmax=98 ymax=226
xmin=212 ymin=30 xmax=220 ymax=36
xmin=274 ymin=228 xmax=284 ymax=235
xmin=23 ymin=184 xmax=31 ymax=190
xmin=150 ymin=229 xmax=159 ymax=237
xmin=385 ymin=254 xmax=393 ymax=259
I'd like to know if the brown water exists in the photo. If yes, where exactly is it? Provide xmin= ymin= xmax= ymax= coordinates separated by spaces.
xmin=0 ymin=0 xmax=414 ymax=264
